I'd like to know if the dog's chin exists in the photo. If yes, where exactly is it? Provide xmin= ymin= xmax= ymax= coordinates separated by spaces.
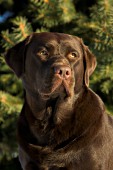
xmin=39 ymin=80 xmax=71 ymax=101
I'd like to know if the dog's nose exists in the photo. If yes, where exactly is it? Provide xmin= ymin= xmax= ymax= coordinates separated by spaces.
xmin=54 ymin=66 xmax=71 ymax=79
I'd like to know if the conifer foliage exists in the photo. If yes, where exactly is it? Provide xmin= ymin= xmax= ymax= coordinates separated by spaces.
xmin=0 ymin=0 xmax=113 ymax=169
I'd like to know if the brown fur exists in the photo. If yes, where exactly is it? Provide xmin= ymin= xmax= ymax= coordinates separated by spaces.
xmin=5 ymin=32 xmax=113 ymax=170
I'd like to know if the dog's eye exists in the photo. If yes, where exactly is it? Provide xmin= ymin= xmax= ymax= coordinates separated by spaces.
xmin=39 ymin=50 xmax=49 ymax=56
xmin=68 ymin=51 xmax=78 ymax=59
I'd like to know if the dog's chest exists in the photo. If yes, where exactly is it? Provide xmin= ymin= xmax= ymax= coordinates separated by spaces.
xmin=29 ymin=115 xmax=75 ymax=150
xmin=25 ymin=102 xmax=75 ymax=147
xmin=29 ymin=115 xmax=55 ymax=146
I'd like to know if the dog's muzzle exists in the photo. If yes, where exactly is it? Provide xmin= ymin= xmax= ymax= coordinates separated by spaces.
xmin=53 ymin=65 xmax=71 ymax=80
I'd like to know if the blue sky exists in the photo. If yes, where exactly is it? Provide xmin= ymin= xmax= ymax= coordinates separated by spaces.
xmin=0 ymin=11 xmax=13 ymax=23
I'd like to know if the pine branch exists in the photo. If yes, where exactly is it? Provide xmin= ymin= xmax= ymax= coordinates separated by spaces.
xmin=28 ymin=0 xmax=76 ymax=28
xmin=1 ymin=17 xmax=33 ymax=50
xmin=12 ymin=16 xmax=33 ymax=42
xmin=89 ymin=0 xmax=113 ymax=51
xmin=1 ymin=30 xmax=15 ymax=49
xmin=0 ymin=91 xmax=22 ymax=117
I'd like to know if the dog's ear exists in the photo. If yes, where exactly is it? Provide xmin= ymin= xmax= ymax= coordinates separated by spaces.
xmin=5 ymin=34 xmax=33 ymax=78
xmin=80 ymin=39 xmax=97 ymax=86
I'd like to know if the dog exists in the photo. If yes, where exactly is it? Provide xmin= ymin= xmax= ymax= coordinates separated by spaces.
xmin=5 ymin=32 xmax=113 ymax=170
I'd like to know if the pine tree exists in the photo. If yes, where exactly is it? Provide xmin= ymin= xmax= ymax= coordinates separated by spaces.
xmin=0 ymin=0 xmax=113 ymax=169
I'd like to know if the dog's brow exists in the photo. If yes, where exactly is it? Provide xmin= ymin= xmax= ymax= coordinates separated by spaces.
xmin=45 ymin=43 xmax=55 ymax=48
xmin=45 ymin=40 xmax=58 ymax=46
xmin=60 ymin=40 xmax=73 ymax=46
xmin=60 ymin=41 xmax=75 ymax=49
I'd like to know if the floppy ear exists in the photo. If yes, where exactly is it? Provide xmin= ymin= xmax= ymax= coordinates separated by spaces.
xmin=5 ymin=35 xmax=33 ymax=78
xmin=80 ymin=39 xmax=97 ymax=86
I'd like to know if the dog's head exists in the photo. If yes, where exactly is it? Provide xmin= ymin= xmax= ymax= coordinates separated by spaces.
xmin=5 ymin=32 xmax=96 ymax=100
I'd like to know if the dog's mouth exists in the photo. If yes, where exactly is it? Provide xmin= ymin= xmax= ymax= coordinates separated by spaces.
xmin=38 ymin=79 xmax=71 ymax=100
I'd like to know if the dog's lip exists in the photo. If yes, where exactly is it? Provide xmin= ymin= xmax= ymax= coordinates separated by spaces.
xmin=38 ymin=79 xmax=71 ymax=100
xmin=38 ymin=81 xmax=62 ymax=100
xmin=62 ymin=80 xmax=71 ymax=97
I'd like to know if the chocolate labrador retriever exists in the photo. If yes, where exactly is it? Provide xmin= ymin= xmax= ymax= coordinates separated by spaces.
xmin=5 ymin=32 xmax=113 ymax=170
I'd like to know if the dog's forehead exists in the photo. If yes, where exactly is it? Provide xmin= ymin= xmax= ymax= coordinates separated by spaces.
xmin=30 ymin=32 xmax=81 ymax=50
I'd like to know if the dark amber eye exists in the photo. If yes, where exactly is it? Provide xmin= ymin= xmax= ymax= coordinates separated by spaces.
xmin=68 ymin=51 xmax=78 ymax=59
xmin=39 ymin=50 xmax=49 ymax=56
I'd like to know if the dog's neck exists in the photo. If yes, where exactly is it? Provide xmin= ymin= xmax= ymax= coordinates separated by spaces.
xmin=23 ymin=86 xmax=92 ymax=147
xmin=25 ymin=86 xmax=85 ymax=124
xmin=25 ymin=92 xmax=47 ymax=120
